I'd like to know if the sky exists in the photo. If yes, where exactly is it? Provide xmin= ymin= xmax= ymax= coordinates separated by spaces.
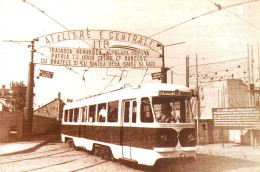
xmin=0 ymin=0 xmax=259 ymax=107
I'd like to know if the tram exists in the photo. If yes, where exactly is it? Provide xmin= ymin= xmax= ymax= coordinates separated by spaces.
xmin=61 ymin=83 xmax=196 ymax=166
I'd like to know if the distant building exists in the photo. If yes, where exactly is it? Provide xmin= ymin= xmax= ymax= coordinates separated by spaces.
xmin=199 ymin=79 xmax=250 ymax=119
xmin=198 ymin=79 xmax=259 ymax=145
xmin=0 ymin=85 xmax=12 ymax=111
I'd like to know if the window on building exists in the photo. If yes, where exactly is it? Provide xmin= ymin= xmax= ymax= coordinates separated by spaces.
xmin=89 ymin=105 xmax=96 ymax=122
xmin=108 ymin=101 xmax=118 ymax=122
xmin=141 ymin=97 xmax=154 ymax=123
xmin=69 ymin=109 xmax=73 ymax=122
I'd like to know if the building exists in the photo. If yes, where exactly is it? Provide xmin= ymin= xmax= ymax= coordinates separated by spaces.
xmin=199 ymin=79 xmax=259 ymax=145
xmin=32 ymin=93 xmax=65 ymax=135
xmin=0 ymin=85 xmax=12 ymax=111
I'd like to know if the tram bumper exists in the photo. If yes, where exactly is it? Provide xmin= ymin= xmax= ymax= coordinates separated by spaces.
xmin=153 ymin=146 xmax=196 ymax=159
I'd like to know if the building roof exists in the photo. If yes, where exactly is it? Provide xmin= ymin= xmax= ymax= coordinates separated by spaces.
xmin=0 ymin=87 xmax=11 ymax=98
xmin=34 ymin=98 xmax=65 ymax=112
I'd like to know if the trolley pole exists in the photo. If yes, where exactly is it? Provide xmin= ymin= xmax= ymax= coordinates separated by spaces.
xmin=23 ymin=38 xmax=38 ymax=139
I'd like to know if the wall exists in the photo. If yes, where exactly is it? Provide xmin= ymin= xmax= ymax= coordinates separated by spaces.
xmin=32 ymin=115 xmax=58 ymax=135
xmin=32 ymin=98 xmax=64 ymax=135
xmin=200 ymin=79 xmax=250 ymax=119
xmin=0 ymin=112 xmax=23 ymax=142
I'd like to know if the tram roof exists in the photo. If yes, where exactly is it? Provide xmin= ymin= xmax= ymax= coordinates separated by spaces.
xmin=64 ymin=83 xmax=191 ymax=109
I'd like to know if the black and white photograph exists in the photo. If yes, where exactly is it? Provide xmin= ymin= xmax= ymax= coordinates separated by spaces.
xmin=0 ymin=0 xmax=259 ymax=171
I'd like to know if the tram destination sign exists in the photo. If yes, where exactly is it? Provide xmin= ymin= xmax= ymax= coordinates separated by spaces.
xmin=212 ymin=107 xmax=260 ymax=129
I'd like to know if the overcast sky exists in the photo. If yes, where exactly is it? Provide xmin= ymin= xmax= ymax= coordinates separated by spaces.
xmin=0 ymin=0 xmax=259 ymax=107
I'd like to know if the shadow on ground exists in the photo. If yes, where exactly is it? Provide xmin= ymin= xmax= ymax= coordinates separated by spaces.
xmin=120 ymin=154 xmax=260 ymax=172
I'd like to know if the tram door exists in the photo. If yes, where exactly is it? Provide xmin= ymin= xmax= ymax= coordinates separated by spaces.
xmin=121 ymin=99 xmax=136 ymax=159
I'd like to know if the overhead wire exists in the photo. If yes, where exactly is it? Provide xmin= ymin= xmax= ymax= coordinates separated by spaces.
xmin=21 ymin=0 xmax=260 ymax=90
xmin=208 ymin=0 xmax=260 ymax=31
xmin=149 ymin=0 xmax=259 ymax=38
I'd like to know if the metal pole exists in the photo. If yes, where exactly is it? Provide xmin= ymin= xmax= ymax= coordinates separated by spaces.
xmin=251 ymin=45 xmax=255 ymax=106
xmin=258 ymin=43 xmax=260 ymax=87
xmin=161 ymin=45 xmax=167 ymax=83
xmin=186 ymin=55 xmax=189 ymax=87
xmin=248 ymin=44 xmax=252 ymax=106
xmin=171 ymin=70 xmax=173 ymax=84
xmin=23 ymin=38 xmax=38 ymax=139
xmin=196 ymin=54 xmax=200 ymax=145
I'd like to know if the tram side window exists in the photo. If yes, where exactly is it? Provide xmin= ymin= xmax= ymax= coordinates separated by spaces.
xmin=98 ymin=103 xmax=107 ymax=122
xmin=64 ymin=110 xmax=68 ymax=122
xmin=132 ymin=101 xmax=137 ymax=123
xmin=73 ymin=108 xmax=79 ymax=122
xmin=108 ymin=101 xmax=118 ymax=122
xmin=124 ymin=101 xmax=130 ymax=123
xmin=141 ymin=97 xmax=154 ymax=123
xmin=69 ymin=109 xmax=73 ymax=122
xmin=89 ymin=105 xmax=96 ymax=122
xmin=81 ymin=107 xmax=88 ymax=123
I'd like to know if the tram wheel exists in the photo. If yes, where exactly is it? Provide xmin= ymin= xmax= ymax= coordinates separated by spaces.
xmin=93 ymin=145 xmax=101 ymax=157
xmin=107 ymin=147 xmax=115 ymax=161
xmin=65 ymin=139 xmax=71 ymax=147
xmin=67 ymin=139 xmax=73 ymax=148
xmin=68 ymin=139 xmax=78 ymax=150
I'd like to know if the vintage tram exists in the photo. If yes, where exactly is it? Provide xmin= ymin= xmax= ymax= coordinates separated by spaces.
xmin=61 ymin=83 xmax=196 ymax=166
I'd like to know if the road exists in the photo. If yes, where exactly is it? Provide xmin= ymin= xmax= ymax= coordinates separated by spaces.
xmin=0 ymin=138 xmax=259 ymax=172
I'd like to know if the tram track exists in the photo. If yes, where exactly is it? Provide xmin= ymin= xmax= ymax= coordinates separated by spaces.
xmin=0 ymin=146 xmax=67 ymax=160
xmin=0 ymin=150 xmax=72 ymax=164
xmin=23 ymin=158 xmax=83 ymax=172
xmin=69 ymin=160 xmax=109 ymax=172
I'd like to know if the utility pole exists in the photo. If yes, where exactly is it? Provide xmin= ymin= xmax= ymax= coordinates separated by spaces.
xmin=186 ymin=55 xmax=189 ymax=87
xmin=248 ymin=44 xmax=252 ymax=106
xmin=196 ymin=54 xmax=200 ymax=145
xmin=171 ymin=70 xmax=173 ymax=84
xmin=23 ymin=38 xmax=38 ymax=139
xmin=160 ymin=45 xmax=168 ymax=83
xmin=251 ymin=45 xmax=255 ymax=106
xmin=160 ymin=42 xmax=185 ymax=83
xmin=258 ymin=43 xmax=260 ymax=90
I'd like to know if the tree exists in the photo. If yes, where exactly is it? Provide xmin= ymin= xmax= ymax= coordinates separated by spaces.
xmin=9 ymin=81 xmax=27 ymax=112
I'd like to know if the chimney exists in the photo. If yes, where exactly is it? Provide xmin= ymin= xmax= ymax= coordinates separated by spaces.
xmin=2 ymin=85 xmax=5 ymax=96
xmin=58 ymin=92 xmax=61 ymax=100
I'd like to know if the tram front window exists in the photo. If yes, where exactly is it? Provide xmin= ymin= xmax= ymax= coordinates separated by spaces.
xmin=152 ymin=97 xmax=192 ymax=123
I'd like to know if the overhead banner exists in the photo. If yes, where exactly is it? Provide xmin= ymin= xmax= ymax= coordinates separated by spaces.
xmin=37 ymin=29 xmax=163 ymax=53
xmin=37 ymin=46 xmax=162 ymax=68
